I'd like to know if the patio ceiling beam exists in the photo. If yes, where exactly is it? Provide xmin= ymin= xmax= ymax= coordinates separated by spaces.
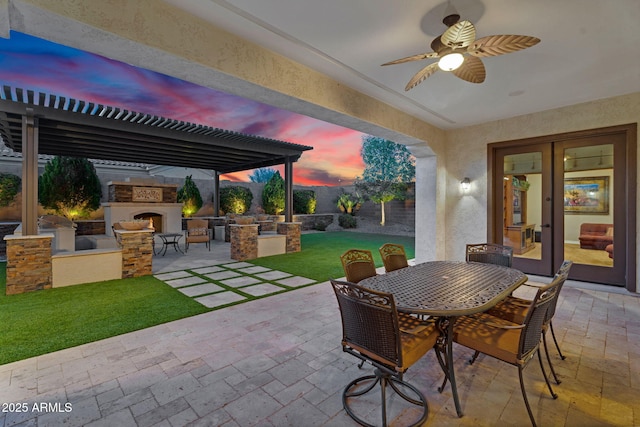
xmin=3 ymin=117 xmax=304 ymax=171
xmin=0 ymin=88 xmax=312 ymax=174
xmin=32 ymin=131 xmax=289 ymax=168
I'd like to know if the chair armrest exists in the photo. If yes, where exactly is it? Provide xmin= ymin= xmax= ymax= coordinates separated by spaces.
xmin=482 ymin=322 xmax=525 ymax=330
xmin=521 ymin=280 xmax=548 ymax=288
xmin=465 ymin=314 xmax=525 ymax=330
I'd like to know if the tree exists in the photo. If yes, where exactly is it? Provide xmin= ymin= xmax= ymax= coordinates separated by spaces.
xmin=38 ymin=156 xmax=102 ymax=220
xmin=219 ymin=186 xmax=253 ymax=214
xmin=249 ymin=167 xmax=277 ymax=183
xmin=177 ymin=175 xmax=203 ymax=217
xmin=0 ymin=173 xmax=21 ymax=207
xmin=261 ymin=171 xmax=285 ymax=214
xmin=355 ymin=179 xmax=408 ymax=226
xmin=357 ymin=135 xmax=415 ymax=225
xmin=293 ymin=189 xmax=316 ymax=214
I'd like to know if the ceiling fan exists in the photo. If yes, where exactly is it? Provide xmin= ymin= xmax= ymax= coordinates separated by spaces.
xmin=382 ymin=13 xmax=540 ymax=91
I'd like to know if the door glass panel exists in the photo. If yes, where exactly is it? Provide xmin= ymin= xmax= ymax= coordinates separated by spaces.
xmin=563 ymin=144 xmax=614 ymax=267
xmin=503 ymin=152 xmax=542 ymax=259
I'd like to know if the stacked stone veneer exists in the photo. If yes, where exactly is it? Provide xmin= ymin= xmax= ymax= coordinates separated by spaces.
xmin=4 ymin=235 xmax=52 ymax=295
xmin=277 ymin=222 xmax=302 ymax=253
xmin=230 ymin=223 xmax=301 ymax=261
xmin=230 ymin=224 xmax=259 ymax=261
xmin=116 ymin=230 xmax=154 ymax=278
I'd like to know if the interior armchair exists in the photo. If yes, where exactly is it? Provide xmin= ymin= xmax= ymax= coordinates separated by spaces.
xmin=330 ymin=279 xmax=439 ymax=427
xmin=184 ymin=219 xmax=211 ymax=252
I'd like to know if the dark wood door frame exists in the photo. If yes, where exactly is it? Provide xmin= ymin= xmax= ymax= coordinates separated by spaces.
xmin=487 ymin=123 xmax=637 ymax=292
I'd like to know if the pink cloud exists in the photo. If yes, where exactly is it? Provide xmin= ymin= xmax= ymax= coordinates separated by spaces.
xmin=0 ymin=31 xmax=369 ymax=186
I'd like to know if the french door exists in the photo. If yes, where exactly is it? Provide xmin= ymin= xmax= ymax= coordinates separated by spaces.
xmin=490 ymin=125 xmax=636 ymax=288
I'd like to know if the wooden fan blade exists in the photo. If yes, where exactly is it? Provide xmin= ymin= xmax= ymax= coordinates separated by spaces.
xmin=441 ymin=20 xmax=476 ymax=49
xmin=467 ymin=35 xmax=541 ymax=57
xmin=382 ymin=51 xmax=439 ymax=66
xmin=405 ymin=62 xmax=440 ymax=91
xmin=451 ymin=56 xmax=486 ymax=83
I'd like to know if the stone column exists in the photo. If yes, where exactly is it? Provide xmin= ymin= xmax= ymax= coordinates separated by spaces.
xmin=4 ymin=234 xmax=53 ymax=295
xmin=230 ymin=224 xmax=258 ymax=261
xmin=277 ymin=222 xmax=301 ymax=253
xmin=116 ymin=230 xmax=154 ymax=278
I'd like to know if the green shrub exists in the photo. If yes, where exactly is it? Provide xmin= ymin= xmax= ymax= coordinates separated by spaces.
xmin=293 ymin=189 xmax=316 ymax=214
xmin=262 ymin=171 xmax=285 ymax=215
xmin=336 ymin=192 xmax=362 ymax=215
xmin=220 ymin=186 xmax=253 ymax=214
xmin=313 ymin=221 xmax=327 ymax=231
xmin=0 ymin=173 xmax=21 ymax=207
xmin=177 ymin=175 xmax=203 ymax=217
xmin=38 ymin=156 xmax=102 ymax=220
xmin=338 ymin=213 xmax=357 ymax=229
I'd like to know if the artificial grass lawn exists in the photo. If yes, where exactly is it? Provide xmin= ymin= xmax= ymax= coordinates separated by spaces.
xmin=0 ymin=268 xmax=208 ymax=365
xmin=0 ymin=231 xmax=414 ymax=365
xmin=250 ymin=231 xmax=415 ymax=281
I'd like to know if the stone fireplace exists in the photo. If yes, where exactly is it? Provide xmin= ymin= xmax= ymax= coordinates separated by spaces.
xmin=103 ymin=178 xmax=183 ymax=236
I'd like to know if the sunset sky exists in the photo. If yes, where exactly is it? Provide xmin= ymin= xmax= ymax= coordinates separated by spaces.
xmin=0 ymin=31 xmax=366 ymax=186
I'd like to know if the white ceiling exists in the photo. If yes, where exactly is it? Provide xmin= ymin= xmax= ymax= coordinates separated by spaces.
xmin=165 ymin=0 xmax=640 ymax=130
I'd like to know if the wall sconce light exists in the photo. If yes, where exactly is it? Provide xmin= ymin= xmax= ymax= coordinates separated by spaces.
xmin=461 ymin=177 xmax=471 ymax=192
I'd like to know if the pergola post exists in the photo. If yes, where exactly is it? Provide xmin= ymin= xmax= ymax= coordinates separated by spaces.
xmin=284 ymin=157 xmax=293 ymax=222
xmin=21 ymin=108 xmax=39 ymax=235
xmin=213 ymin=171 xmax=220 ymax=216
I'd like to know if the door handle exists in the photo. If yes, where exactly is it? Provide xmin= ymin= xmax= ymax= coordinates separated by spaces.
xmin=541 ymin=224 xmax=551 ymax=228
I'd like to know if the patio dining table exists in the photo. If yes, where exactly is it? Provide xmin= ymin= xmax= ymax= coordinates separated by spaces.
xmin=359 ymin=260 xmax=527 ymax=417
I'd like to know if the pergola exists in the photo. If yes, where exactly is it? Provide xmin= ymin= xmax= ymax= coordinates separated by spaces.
xmin=0 ymin=86 xmax=313 ymax=234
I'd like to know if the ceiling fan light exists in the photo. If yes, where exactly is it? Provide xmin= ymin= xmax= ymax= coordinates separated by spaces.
xmin=438 ymin=53 xmax=464 ymax=71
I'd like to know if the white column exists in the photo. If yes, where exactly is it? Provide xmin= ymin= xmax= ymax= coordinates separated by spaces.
xmin=414 ymin=155 xmax=439 ymax=263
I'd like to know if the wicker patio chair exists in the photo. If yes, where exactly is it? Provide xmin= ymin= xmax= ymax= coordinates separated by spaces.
xmin=453 ymin=277 xmax=562 ymax=426
xmin=484 ymin=260 xmax=573 ymax=384
xmin=340 ymin=249 xmax=377 ymax=283
xmin=379 ymin=243 xmax=409 ymax=273
xmin=330 ymin=279 xmax=439 ymax=427
xmin=465 ymin=243 xmax=513 ymax=267
xmin=184 ymin=219 xmax=212 ymax=252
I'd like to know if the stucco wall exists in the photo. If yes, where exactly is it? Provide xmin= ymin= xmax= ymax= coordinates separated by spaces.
xmin=442 ymin=93 xmax=639 ymax=272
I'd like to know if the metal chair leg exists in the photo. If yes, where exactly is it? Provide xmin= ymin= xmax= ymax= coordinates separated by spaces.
xmin=537 ymin=349 xmax=558 ymax=399
xmin=542 ymin=331 xmax=561 ymax=384
xmin=518 ymin=366 xmax=538 ymax=427
xmin=469 ymin=350 xmax=480 ymax=365
xmin=342 ymin=370 xmax=429 ymax=427
xmin=549 ymin=322 xmax=566 ymax=360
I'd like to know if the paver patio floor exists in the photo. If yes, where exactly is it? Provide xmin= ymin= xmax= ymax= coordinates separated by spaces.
xmin=1 ymin=239 xmax=638 ymax=426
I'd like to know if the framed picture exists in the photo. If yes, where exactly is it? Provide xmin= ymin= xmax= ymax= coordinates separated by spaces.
xmin=564 ymin=176 xmax=609 ymax=214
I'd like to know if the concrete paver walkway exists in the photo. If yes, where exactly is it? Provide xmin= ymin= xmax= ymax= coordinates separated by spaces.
xmin=155 ymin=261 xmax=315 ymax=309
